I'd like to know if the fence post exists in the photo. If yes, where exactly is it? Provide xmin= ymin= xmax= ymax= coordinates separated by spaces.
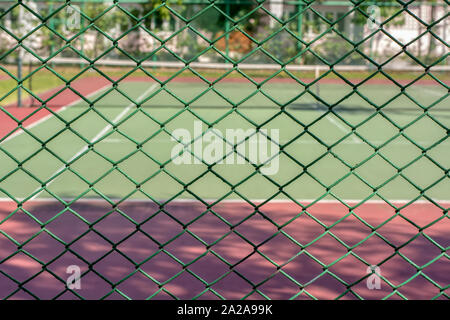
xmin=49 ymin=0 xmax=55 ymax=69
xmin=225 ymin=0 xmax=230 ymax=58
xmin=80 ymin=1 xmax=86 ymax=68
xmin=297 ymin=0 xmax=303 ymax=64
xmin=17 ymin=3 xmax=24 ymax=107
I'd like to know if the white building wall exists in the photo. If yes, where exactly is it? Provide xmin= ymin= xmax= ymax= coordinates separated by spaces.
xmin=368 ymin=4 xmax=449 ymax=58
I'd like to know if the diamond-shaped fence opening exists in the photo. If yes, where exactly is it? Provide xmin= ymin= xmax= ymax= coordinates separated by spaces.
xmin=0 ymin=0 xmax=448 ymax=300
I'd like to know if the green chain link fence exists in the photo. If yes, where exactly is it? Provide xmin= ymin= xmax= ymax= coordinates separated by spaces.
xmin=0 ymin=0 xmax=449 ymax=300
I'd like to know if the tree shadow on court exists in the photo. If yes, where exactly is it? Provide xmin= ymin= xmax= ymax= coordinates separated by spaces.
xmin=289 ymin=103 xmax=450 ymax=118
xmin=0 ymin=200 xmax=448 ymax=300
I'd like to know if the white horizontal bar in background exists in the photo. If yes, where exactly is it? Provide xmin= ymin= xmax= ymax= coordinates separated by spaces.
xmin=25 ymin=57 xmax=450 ymax=72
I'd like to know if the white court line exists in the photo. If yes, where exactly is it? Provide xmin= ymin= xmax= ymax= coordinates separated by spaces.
xmin=1 ymin=84 xmax=112 ymax=144
xmin=323 ymin=115 xmax=361 ymax=144
xmin=102 ymin=138 xmax=124 ymax=143
xmin=99 ymin=138 xmax=450 ymax=145
xmin=0 ymin=197 xmax=449 ymax=205
xmin=29 ymin=84 xmax=158 ymax=201
xmin=312 ymin=103 xmax=361 ymax=144
xmin=313 ymin=67 xmax=361 ymax=144
xmin=421 ymin=87 xmax=447 ymax=97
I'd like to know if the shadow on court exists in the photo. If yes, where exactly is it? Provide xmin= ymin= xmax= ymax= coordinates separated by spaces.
xmin=289 ymin=103 xmax=450 ymax=118
xmin=0 ymin=200 xmax=448 ymax=300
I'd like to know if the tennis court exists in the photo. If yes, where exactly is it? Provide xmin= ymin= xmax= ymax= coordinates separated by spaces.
xmin=1 ymin=75 xmax=449 ymax=299
xmin=2 ymin=76 xmax=449 ymax=201
xmin=0 ymin=0 xmax=449 ymax=301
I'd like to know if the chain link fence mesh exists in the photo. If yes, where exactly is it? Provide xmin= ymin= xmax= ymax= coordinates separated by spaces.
xmin=0 ymin=0 xmax=449 ymax=300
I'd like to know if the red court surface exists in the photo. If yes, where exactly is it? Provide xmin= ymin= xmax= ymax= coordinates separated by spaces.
xmin=0 ymin=199 xmax=448 ymax=300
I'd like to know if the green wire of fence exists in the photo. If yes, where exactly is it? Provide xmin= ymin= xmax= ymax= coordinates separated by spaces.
xmin=0 ymin=0 xmax=449 ymax=300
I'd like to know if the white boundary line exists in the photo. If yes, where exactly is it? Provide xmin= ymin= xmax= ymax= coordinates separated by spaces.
xmin=99 ymin=137 xmax=450 ymax=145
xmin=323 ymin=116 xmax=361 ymax=144
xmin=313 ymin=67 xmax=361 ymax=144
xmin=0 ymin=197 xmax=448 ymax=205
xmin=28 ymin=83 xmax=159 ymax=201
xmin=422 ymin=87 xmax=448 ymax=97
xmin=1 ymin=83 xmax=112 ymax=144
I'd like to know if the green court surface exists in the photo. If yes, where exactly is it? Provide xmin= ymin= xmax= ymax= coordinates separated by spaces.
xmin=1 ymin=80 xmax=449 ymax=202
